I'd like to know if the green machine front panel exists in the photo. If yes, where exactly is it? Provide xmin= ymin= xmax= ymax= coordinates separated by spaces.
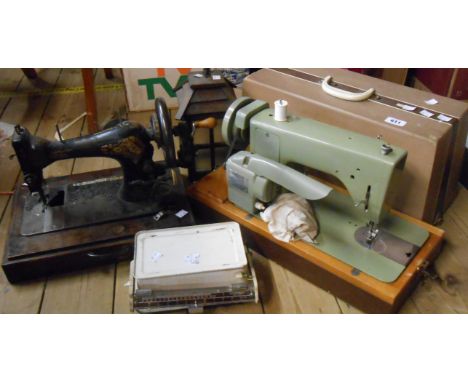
xmin=249 ymin=108 xmax=407 ymax=224
xmin=225 ymin=100 xmax=429 ymax=283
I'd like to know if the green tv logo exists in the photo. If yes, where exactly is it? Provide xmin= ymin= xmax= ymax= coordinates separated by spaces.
xmin=137 ymin=68 xmax=190 ymax=100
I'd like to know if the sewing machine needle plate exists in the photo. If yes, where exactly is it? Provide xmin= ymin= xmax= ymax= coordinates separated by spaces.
xmin=312 ymin=191 xmax=430 ymax=283
xmin=354 ymin=227 xmax=420 ymax=266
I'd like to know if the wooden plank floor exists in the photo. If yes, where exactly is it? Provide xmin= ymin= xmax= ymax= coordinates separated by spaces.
xmin=0 ymin=68 xmax=467 ymax=314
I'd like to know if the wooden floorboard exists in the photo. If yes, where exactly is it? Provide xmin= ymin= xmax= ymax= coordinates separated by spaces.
xmin=254 ymin=253 xmax=341 ymax=313
xmin=335 ymin=298 xmax=364 ymax=314
xmin=1 ymin=68 xmax=468 ymax=313
xmin=0 ymin=69 xmax=62 ymax=313
xmin=0 ymin=199 xmax=46 ymax=313
xmin=113 ymin=261 xmax=133 ymax=314
xmin=0 ymin=68 xmax=23 ymax=116
xmin=409 ymin=188 xmax=468 ymax=314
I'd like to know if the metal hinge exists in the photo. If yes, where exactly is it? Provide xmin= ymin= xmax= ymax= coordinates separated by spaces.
xmin=416 ymin=260 xmax=441 ymax=281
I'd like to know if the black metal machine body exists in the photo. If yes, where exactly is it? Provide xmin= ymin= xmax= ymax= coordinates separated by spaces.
xmin=3 ymin=98 xmax=194 ymax=283
xmin=13 ymin=98 xmax=177 ymax=205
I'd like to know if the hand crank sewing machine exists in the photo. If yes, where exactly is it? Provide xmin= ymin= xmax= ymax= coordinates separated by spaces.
xmin=3 ymin=98 xmax=195 ymax=283
xmin=188 ymin=97 xmax=444 ymax=313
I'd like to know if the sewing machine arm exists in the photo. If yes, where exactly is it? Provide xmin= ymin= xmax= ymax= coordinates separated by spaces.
xmin=227 ymin=151 xmax=332 ymax=213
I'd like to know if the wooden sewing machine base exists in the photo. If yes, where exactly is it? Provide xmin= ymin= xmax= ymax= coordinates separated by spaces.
xmin=3 ymin=168 xmax=195 ymax=283
xmin=187 ymin=168 xmax=445 ymax=313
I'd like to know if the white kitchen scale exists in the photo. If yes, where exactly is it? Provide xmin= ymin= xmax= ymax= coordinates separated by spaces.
xmin=129 ymin=222 xmax=258 ymax=313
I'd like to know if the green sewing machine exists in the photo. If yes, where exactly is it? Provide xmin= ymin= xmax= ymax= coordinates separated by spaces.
xmin=222 ymin=97 xmax=430 ymax=283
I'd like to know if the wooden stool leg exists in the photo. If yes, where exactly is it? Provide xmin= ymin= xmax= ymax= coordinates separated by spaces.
xmin=21 ymin=69 xmax=38 ymax=79
xmin=104 ymin=68 xmax=114 ymax=79
xmin=81 ymin=69 xmax=98 ymax=134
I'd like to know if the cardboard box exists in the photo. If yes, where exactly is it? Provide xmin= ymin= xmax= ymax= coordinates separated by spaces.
xmin=122 ymin=68 xmax=200 ymax=111
xmin=381 ymin=68 xmax=408 ymax=85
xmin=243 ymin=68 xmax=468 ymax=223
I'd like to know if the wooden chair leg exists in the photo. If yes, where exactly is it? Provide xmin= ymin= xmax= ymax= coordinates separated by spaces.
xmin=104 ymin=68 xmax=114 ymax=79
xmin=21 ymin=68 xmax=38 ymax=79
xmin=81 ymin=69 xmax=98 ymax=134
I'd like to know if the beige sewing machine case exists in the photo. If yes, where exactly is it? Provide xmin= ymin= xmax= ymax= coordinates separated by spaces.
xmin=243 ymin=68 xmax=468 ymax=223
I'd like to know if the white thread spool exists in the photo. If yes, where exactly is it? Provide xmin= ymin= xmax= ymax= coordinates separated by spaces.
xmin=274 ymin=99 xmax=288 ymax=122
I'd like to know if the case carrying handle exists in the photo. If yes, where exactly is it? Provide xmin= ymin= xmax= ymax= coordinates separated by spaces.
xmin=321 ymin=75 xmax=374 ymax=102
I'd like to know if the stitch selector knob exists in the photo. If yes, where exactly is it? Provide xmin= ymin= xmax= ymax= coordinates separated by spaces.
xmin=381 ymin=144 xmax=393 ymax=155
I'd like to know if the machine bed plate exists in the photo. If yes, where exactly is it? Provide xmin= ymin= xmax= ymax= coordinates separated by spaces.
xmin=21 ymin=173 xmax=181 ymax=236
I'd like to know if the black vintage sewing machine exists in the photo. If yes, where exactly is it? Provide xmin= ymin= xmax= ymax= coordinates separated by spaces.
xmin=3 ymin=98 xmax=195 ymax=283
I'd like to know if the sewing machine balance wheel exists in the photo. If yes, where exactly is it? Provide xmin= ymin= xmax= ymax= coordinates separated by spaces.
xmin=152 ymin=98 xmax=178 ymax=168
xmin=221 ymin=96 xmax=256 ymax=147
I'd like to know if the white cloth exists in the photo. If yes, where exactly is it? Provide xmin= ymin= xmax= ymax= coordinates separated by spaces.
xmin=260 ymin=193 xmax=318 ymax=243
